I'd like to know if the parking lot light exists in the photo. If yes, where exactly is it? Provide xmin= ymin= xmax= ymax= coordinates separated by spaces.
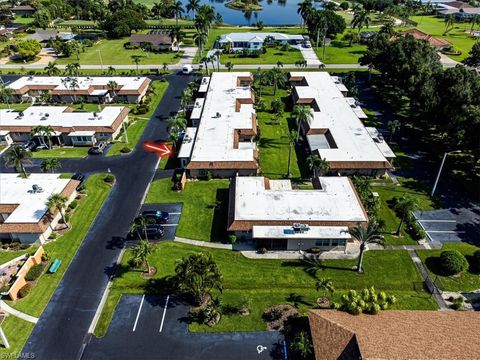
xmin=431 ymin=150 xmax=462 ymax=197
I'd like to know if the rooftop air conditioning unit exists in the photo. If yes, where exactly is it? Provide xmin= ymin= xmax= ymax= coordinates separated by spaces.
xmin=216 ymin=112 xmax=221 ymax=118
xmin=45 ymin=113 xmax=49 ymax=117
xmin=32 ymin=184 xmax=44 ymax=193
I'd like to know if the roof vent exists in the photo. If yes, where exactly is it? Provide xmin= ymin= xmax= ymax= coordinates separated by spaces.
xmin=292 ymin=223 xmax=310 ymax=233
xmin=32 ymin=184 xmax=44 ymax=193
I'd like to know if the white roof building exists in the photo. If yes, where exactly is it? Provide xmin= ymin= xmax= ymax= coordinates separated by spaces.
xmin=290 ymin=72 xmax=395 ymax=174
xmin=187 ymin=72 xmax=258 ymax=174
xmin=218 ymin=32 xmax=305 ymax=45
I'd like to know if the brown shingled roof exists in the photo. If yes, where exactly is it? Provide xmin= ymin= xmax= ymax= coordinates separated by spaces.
xmin=397 ymin=29 xmax=451 ymax=48
xmin=308 ymin=310 xmax=480 ymax=360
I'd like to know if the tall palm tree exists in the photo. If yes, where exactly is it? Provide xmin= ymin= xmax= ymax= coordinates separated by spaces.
xmin=44 ymin=61 xmax=60 ymax=76
xmin=186 ymin=0 xmax=200 ymax=20
xmin=131 ymin=55 xmax=144 ymax=75
xmin=169 ymin=26 xmax=183 ymax=52
xmin=225 ymin=61 xmax=234 ymax=72
xmin=253 ymin=69 xmax=267 ymax=97
xmin=293 ymin=105 xmax=313 ymax=136
xmin=107 ymin=80 xmax=118 ymax=100
xmin=46 ymin=193 xmax=69 ymax=228
xmin=38 ymin=91 xmax=53 ymax=105
xmin=351 ymin=7 xmax=371 ymax=33
xmin=30 ymin=125 xmax=54 ymax=149
xmin=297 ymin=0 xmax=313 ymax=28
xmin=151 ymin=2 xmax=163 ymax=24
xmin=443 ymin=14 xmax=455 ymax=35
xmin=68 ymin=77 xmax=79 ymax=103
xmin=0 ymin=84 xmax=13 ymax=110
xmin=132 ymin=240 xmax=154 ymax=273
xmin=41 ymin=158 xmax=62 ymax=173
xmin=4 ymin=145 xmax=32 ymax=178
xmin=266 ymin=67 xmax=285 ymax=96
xmin=307 ymin=154 xmax=329 ymax=177
xmin=349 ymin=221 xmax=384 ymax=273
xmin=287 ymin=130 xmax=299 ymax=178
xmin=65 ymin=62 xmax=80 ymax=76
xmin=394 ymin=195 xmax=418 ymax=235
xmin=194 ymin=31 xmax=208 ymax=59
xmin=170 ymin=1 xmax=184 ymax=26
xmin=180 ymin=88 xmax=193 ymax=110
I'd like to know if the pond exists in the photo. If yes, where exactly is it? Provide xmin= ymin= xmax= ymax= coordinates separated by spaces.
xmin=180 ymin=0 xmax=324 ymax=26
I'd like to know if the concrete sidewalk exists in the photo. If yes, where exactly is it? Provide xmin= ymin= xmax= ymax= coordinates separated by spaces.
xmin=0 ymin=300 xmax=38 ymax=323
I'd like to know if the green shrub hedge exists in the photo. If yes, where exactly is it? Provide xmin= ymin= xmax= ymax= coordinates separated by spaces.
xmin=18 ymin=283 xmax=33 ymax=298
xmin=25 ymin=264 xmax=46 ymax=282
xmin=440 ymin=250 xmax=469 ymax=275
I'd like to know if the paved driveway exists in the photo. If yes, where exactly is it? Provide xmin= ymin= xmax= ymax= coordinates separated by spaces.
xmin=298 ymin=46 xmax=321 ymax=66
xmin=415 ymin=206 xmax=480 ymax=244
xmin=83 ymin=295 xmax=285 ymax=360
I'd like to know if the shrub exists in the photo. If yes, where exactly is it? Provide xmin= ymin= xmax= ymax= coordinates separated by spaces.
xmin=206 ymin=171 xmax=213 ymax=181
xmin=451 ymin=297 xmax=464 ymax=310
xmin=473 ymin=250 xmax=480 ymax=269
xmin=19 ymin=244 xmax=30 ymax=250
xmin=339 ymin=1 xmax=349 ymax=10
xmin=104 ymin=174 xmax=115 ymax=183
xmin=42 ymin=252 xmax=50 ymax=262
xmin=440 ymin=250 xmax=469 ymax=275
xmin=408 ymin=222 xmax=427 ymax=241
xmin=25 ymin=264 xmax=45 ymax=282
xmin=18 ymin=283 xmax=33 ymax=298
xmin=228 ymin=234 xmax=237 ymax=244
xmin=258 ymin=247 xmax=267 ymax=254
xmin=309 ymin=247 xmax=321 ymax=254
xmin=120 ymin=146 xmax=132 ymax=154
xmin=48 ymin=233 xmax=57 ymax=240
xmin=68 ymin=200 xmax=78 ymax=210
xmin=133 ymin=104 xmax=149 ymax=115
xmin=340 ymin=287 xmax=395 ymax=315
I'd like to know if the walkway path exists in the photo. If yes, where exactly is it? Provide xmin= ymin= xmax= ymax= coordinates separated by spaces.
xmin=407 ymin=250 xmax=450 ymax=310
xmin=299 ymin=46 xmax=322 ymax=66
xmin=174 ymin=237 xmax=232 ymax=250
xmin=0 ymin=300 xmax=38 ymax=324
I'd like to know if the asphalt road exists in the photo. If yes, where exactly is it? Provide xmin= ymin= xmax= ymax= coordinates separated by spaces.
xmin=83 ymin=295 xmax=285 ymax=360
xmin=19 ymin=73 xmax=194 ymax=360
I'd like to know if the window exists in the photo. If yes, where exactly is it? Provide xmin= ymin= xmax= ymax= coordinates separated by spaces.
xmin=315 ymin=240 xmax=330 ymax=247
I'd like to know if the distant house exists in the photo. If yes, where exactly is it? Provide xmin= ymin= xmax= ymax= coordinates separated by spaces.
xmin=395 ymin=29 xmax=452 ymax=50
xmin=129 ymin=32 xmax=177 ymax=51
xmin=309 ymin=310 xmax=480 ymax=360
xmin=217 ymin=32 xmax=306 ymax=51
xmin=25 ymin=30 xmax=76 ymax=44
xmin=0 ymin=24 xmax=26 ymax=40
xmin=10 ymin=5 xmax=36 ymax=16
xmin=439 ymin=6 xmax=480 ymax=19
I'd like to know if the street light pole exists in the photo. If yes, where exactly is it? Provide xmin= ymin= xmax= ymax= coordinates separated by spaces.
xmin=97 ymin=50 xmax=104 ymax=72
xmin=431 ymin=150 xmax=461 ymax=197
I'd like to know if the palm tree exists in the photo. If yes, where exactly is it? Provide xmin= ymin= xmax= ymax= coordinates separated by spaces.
xmin=41 ymin=158 xmax=61 ymax=173
xmin=349 ymin=221 xmax=384 ymax=273
xmin=266 ymin=67 xmax=285 ymax=96
xmin=30 ymin=125 xmax=54 ymax=149
xmin=131 ymin=240 xmax=154 ymax=273
xmin=287 ymin=130 xmax=299 ymax=178
xmin=68 ymin=77 xmax=79 ymax=103
xmin=297 ymin=0 xmax=313 ymax=28
xmin=46 ymin=193 xmax=69 ymax=228
xmin=291 ymin=331 xmax=312 ymax=359
xmin=186 ymin=0 xmax=200 ymax=20
xmin=151 ymin=2 xmax=163 ymax=24
xmin=131 ymin=55 xmax=144 ymax=75
xmin=4 ymin=145 xmax=32 ymax=178
xmin=316 ymin=277 xmax=334 ymax=302
xmin=168 ymin=127 xmax=180 ymax=151
xmin=194 ymin=31 xmax=208 ymax=59
xmin=106 ymin=66 xmax=116 ymax=76
xmin=0 ymin=84 xmax=13 ymax=110
xmin=65 ymin=62 xmax=80 ymax=76
xmin=351 ymin=7 xmax=371 ymax=33
xmin=253 ymin=69 xmax=267 ymax=97
xmin=169 ymin=26 xmax=183 ymax=52
xmin=394 ymin=195 xmax=418 ymax=235
xmin=38 ymin=91 xmax=53 ymax=105
xmin=162 ymin=62 xmax=169 ymax=74
xmin=107 ymin=80 xmax=118 ymax=100
xmin=276 ymin=61 xmax=283 ymax=68
xmin=171 ymin=0 xmax=184 ymax=26
xmin=293 ymin=105 xmax=313 ymax=136
xmin=44 ymin=61 xmax=60 ymax=76
xmin=307 ymin=154 xmax=329 ymax=177
xmin=180 ymin=88 xmax=193 ymax=111
xmin=443 ymin=14 xmax=455 ymax=35
xmin=387 ymin=119 xmax=401 ymax=142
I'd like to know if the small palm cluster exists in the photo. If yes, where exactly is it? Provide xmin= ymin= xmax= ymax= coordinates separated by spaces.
xmin=336 ymin=287 xmax=397 ymax=315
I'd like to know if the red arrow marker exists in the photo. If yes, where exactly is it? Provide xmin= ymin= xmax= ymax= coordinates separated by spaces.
xmin=143 ymin=141 xmax=173 ymax=157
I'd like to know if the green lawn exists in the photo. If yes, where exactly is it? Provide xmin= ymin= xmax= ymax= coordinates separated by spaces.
xmin=372 ymin=177 xmax=440 ymax=246
xmin=107 ymin=81 xmax=169 ymax=156
xmin=1 ymin=174 xmax=112 ymax=357
xmin=13 ymin=16 xmax=35 ymax=25
xmin=94 ymin=242 xmax=436 ymax=336
xmin=417 ymin=243 xmax=480 ymax=292
xmin=31 ymin=147 xmax=90 ymax=159
xmin=220 ymin=46 xmax=304 ymax=65
xmin=257 ymin=87 xmax=305 ymax=179
xmin=407 ymin=15 xmax=478 ymax=61
xmin=55 ymin=38 xmax=183 ymax=65
xmin=146 ymin=179 xmax=230 ymax=242
xmin=0 ymin=248 xmax=35 ymax=265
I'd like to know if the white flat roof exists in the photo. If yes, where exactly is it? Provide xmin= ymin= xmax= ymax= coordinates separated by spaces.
xmin=0 ymin=173 xmax=71 ymax=224
xmin=345 ymin=97 xmax=368 ymax=118
xmin=190 ymin=97 xmax=205 ymax=120
xmin=234 ymin=176 xmax=367 ymax=223
xmin=219 ymin=32 xmax=305 ymax=43
xmin=291 ymin=72 xmax=391 ymax=164
xmin=189 ymin=72 xmax=256 ymax=163
xmin=199 ymin=77 xmax=210 ymax=93
xmin=0 ymin=130 xmax=10 ymax=136
xmin=8 ymin=76 xmax=149 ymax=93
xmin=252 ymin=225 xmax=351 ymax=239
xmin=178 ymin=127 xmax=197 ymax=159
xmin=0 ymin=106 xmax=127 ymax=129
xmin=366 ymin=127 xmax=396 ymax=159
xmin=68 ymin=130 xmax=95 ymax=136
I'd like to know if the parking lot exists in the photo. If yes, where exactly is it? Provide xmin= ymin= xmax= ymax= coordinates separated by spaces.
xmin=415 ymin=207 xmax=480 ymax=244
xmin=83 ymin=295 xmax=285 ymax=360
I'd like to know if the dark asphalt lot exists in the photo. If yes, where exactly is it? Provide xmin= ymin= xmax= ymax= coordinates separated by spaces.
xmin=83 ymin=295 xmax=285 ymax=360
xmin=18 ymin=74 xmax=194 ymax=360
xmin=139 ymin=203 xmax=183 ymax=241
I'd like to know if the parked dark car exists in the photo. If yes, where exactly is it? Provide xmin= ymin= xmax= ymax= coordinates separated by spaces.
xmin=127 ymin=224 xmax=164 ymax=240
xmin=140 ymin=210 xmax=169 ymax=223
xmin=23 ymin=140 xmax=37 ymax=151
xmin=71 ymin=173 xmax=85 ymax=190
xmin=88 ymin=142 xmax=107 ymax=155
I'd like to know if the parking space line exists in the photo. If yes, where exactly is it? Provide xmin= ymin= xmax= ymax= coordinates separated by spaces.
xmin=418 ymin=220 xmax=457 ymax=223
xmin=162 ymin=224 xmax=178 ymax=227
xmin=428 ymin=230 xmax=465 ymax=234
xmin=169 ymin=212 xmax=181 ymax=215
xmin=159 ymin=295 xmax=170 ymax=333
xmin=132 ymin=295 xmax=145 ymax=332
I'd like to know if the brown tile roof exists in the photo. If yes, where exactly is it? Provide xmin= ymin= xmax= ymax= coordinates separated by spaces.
xmin=129 ymin=34 xmax=173 ymax=45
xmin=308 ymin=310 xmax=480 ymax=360
xmin=397 ymin=29 xmax=451 ymax=48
